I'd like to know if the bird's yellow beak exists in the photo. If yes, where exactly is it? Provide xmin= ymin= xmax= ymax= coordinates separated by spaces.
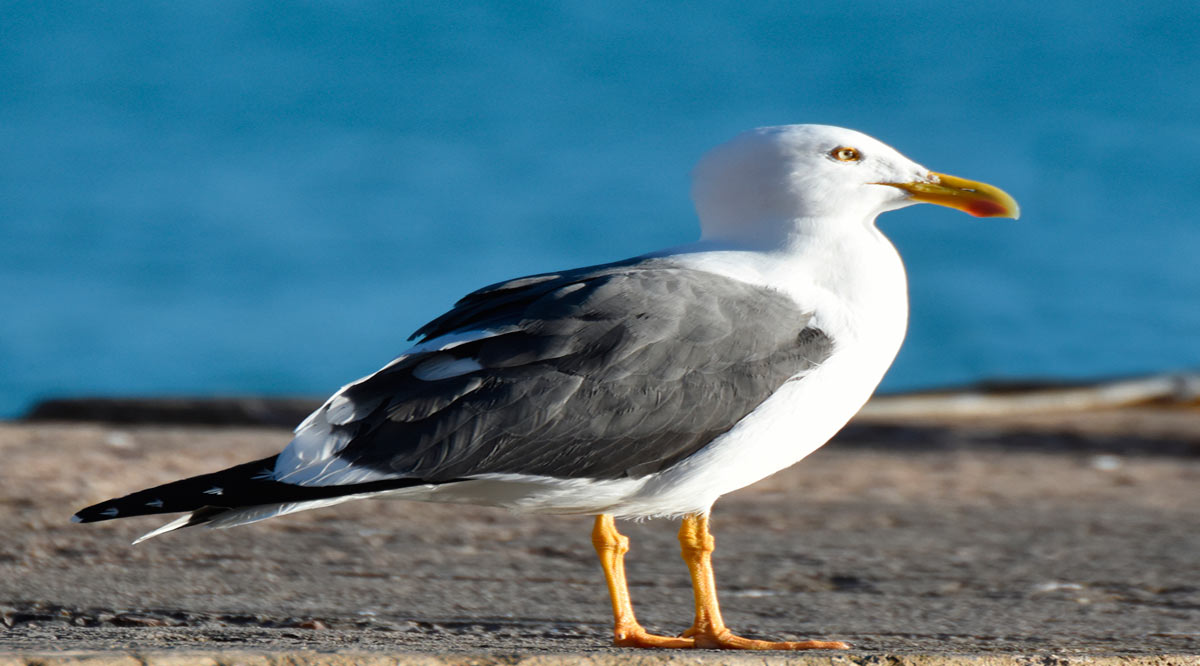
xmin=880 ymin=172 xmax=1020 ymax=219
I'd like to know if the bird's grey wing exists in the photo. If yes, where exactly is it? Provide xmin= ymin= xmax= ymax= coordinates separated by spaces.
xmin=276 ymin=259 xmax=833 ymax=486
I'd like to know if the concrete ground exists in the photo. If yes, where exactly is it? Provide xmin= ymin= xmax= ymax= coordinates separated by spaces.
xmin=1 ymin=404 xmax=1198 ymax=664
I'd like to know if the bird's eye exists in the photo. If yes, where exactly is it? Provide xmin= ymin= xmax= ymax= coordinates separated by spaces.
xmin=831 ymin=146 xmax=862 ymax=162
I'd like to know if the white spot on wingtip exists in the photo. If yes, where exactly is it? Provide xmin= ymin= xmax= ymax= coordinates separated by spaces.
xmin=101 ymin=507 xmax=119 ymax=517
xmin=70 ymin=514 xmax=83 ymax=523
xmin=204 ymin=486 xmax=224 ymax=495
xmin=146 ymin=499 xmax=164 ymax=508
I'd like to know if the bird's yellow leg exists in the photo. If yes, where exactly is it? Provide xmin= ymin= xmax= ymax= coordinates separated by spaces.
xmin=591 ymin=514 xmax=693 ymax=648
xmin=677 ymin=513 xmax=849 ymax=650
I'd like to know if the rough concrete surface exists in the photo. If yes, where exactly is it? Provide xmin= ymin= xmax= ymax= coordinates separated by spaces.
xmin=2 ymin=406 xmax=1199 ymax=664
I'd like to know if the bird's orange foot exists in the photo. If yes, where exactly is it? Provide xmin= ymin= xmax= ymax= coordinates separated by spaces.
xmin=613 ymin=623 xmax=695 ymax=648
xmin=681 ymin=626 xmax=849 ymax=650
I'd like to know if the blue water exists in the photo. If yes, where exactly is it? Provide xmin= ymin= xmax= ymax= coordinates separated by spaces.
xmin=3 ymin=1 xmax=1199 ymax=417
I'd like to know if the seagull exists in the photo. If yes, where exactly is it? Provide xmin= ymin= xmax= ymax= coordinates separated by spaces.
xmin=74 ymin=124 xmax=1019 ymax=650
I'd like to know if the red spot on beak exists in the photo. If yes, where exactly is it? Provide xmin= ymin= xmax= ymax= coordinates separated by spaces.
xmin=966 ymin=199 xmax=1008 ymax=217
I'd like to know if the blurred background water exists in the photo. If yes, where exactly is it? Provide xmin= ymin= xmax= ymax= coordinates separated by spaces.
xmin=2 ymin=1 xmax=1198 ymax=418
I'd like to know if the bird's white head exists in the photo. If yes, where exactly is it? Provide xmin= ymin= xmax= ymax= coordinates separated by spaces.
xmin=691 ymin=124 xmax=1019 ymax=245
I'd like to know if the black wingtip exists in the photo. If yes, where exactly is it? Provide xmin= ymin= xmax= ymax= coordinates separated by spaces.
xmin=70 ymin=455 xmax=283 ymax=525
xmin=72 ymin=454 xmax=442 ymax=530
xmin=72 ymin=499 xmax=129 ymax=523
